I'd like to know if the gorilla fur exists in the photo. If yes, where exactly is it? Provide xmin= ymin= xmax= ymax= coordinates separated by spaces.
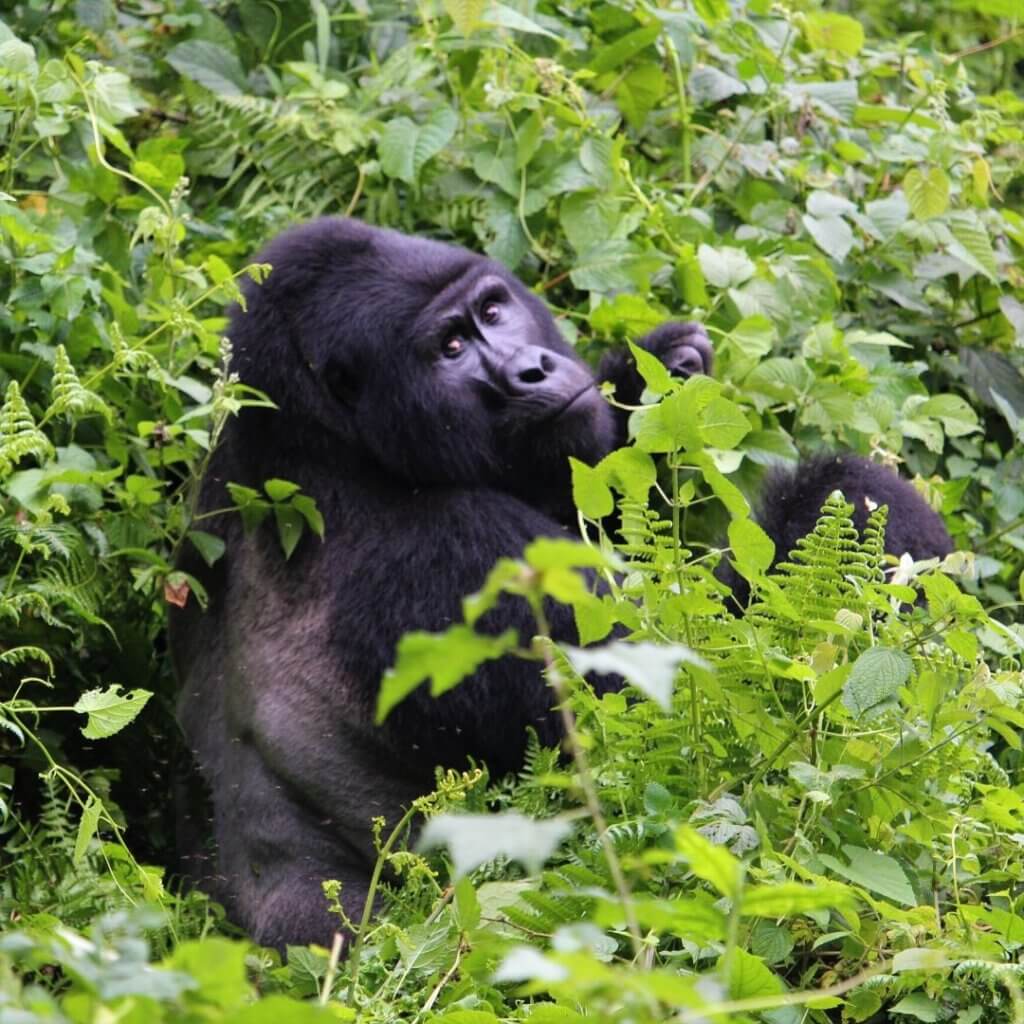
xmin=171 ymin=218 xmax=951 ymax=951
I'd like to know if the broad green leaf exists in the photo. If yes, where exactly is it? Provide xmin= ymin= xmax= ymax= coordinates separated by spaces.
xmin=947 ymin=211 xmax=998 ymax=282
xmin=728 ymin=517 xmax=775 ymax=577
xmin=818 ymin=846 xmax=916 ymax=906
xmin=74 ymin=686 xmax=152 ymax=739
xmin=903 ymin=167 xmax=950 ymax=221
xmin=693 ymin=0 xmax=729 ymax=24
xmin=600 ymin=447 xmax=657 ymax=501
xmin=418 ymin=812 xmax=572 ymax=877
xmin=616 ymin=63 xmax=667 ymax=129
xmin=379 ymin=107 xmax=457 ymax=185
xmin=377 ymin=626 xmax=517 ymax=722
xmin=841 ymin=646 xmax=912 ymax=719
xmin=690 ymin=452 xmax=750 ymax=518
xmin=915 ymin=394 xmax=980 ymax=437
xmin=263 ymin=478 xmax=300 ymax=502
xmin=803 ymin=12 xmax=864 ymax=55
xmin=697 ymin=244 xmax=755 ymax=289
xmin=444 ymin=0 xmax=485 ymax=34
xmin=274 ymin=504 xmax=304 ymax=559
xmin=626 ymin=340 xmax=676 ymax=395
xmin=892 ymin=948 xmax=952 ymax=972
xmin=484 ymin=3 xmax=561 ymax=40
xmin=741 ymin=881 xmax=855 ymax=918
xmin=726 ymin=315 xmax=776 ymax=358
xmin=564 ymin=641 xmax=705 ymax=711
xmin=698 ymin=397 xmax=750 ymax=449
xmin=570 ymin=458 xmax=613 ymax=518
xmin=188 ymin=530 xmax=226 ymax=568
xmin=720 ymin=947 xmax=782 ymax=999
xmin=524 ymin=537 xmax=609 ymax=571
xmin=888 ymin=994 xmax=941 ymax=1021
xmin=675 ymin=826 xmax=742 ymax=899
xmin=570 ymin=240 xmax=664 ymax=293
xmin=590 ymin=25 xmax=661 ymax=75
xmin=73 ymin=796 xmax=102 ymax=865
xmin=291 ymin=494 xmax=324 ymax=537
xmin=169 ymin=938 xmax=250 ymax=1010
xmin=590 ymin=294 xmax=664 ymax=335
xmin=166 ymin=41 xmax=247 ymax=95
xmin=803 ymin=213 xmax=854 ymax=262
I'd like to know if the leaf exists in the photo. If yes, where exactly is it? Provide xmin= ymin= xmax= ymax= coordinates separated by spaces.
xmin=697 ymin=244 xmax=755 ymax=289
xmin=903 ymin=167 xmax=950 ymax=221
xmin=570 ymin=458 xmax=614 ymax=518
xmin=693 ymin=0 xmax=729 ymax=25
xmin=563 ymin=641 xmax=704 ymax=711
xmin=263 ymin=478 xmax=300 ymax=502
xmin=841 ymin=646 xmax=912 ymax=720
xmin=376 ymin=626 xmax=517 ymax=722
xmin=417 ymin=812 xmax=572 ymax=877
xmin=720 ymin=947 xmax=782 ymax=999
xmin=379 ymin=107 xmax=458 ymax=185
xmin=166 ymin=40 xmax=247 ymax=95
xmin=818 ymin=846 xmax=916 ymax=906
xmin=73 ymin=796 xmax=102 ymax=865
xmin=741 ymin=881 xmax=856 ymax=918
xmin=803 ymin=12 xmax=864 ymax=56
xmin=728 ymin=517 xmax=775 ymax=578
xmin=947 ymin=211 xmax=998 ymax=282
xmin=889 ymin=994 xmax=942 ymax=1021
xmin=74 ymin=686 xmax=152 ymax=739
xmin=698 ymin=397 xmax=750 ymax=449
xmin=803 ymin=213 xmax=854 ymax=262
xmin=274 ymin=504 xmax=304 ymax=559
xmin=570 ymin=240 xmax=664 ymax=293
xmin=675 ymin=826 xmax=742 ymax=899
xmin=589 ymin=25 xmax=661 ymax=75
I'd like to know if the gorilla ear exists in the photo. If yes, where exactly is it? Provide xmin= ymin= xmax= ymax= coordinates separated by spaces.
xmin=323 ymin=355 xmax=361 ymax=407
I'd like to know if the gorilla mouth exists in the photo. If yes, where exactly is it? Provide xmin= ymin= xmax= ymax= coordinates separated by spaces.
xmin=550 ymin=384 xmax=597 ymax=421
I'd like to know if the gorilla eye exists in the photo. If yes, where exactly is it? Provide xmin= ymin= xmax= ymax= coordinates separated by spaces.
xmin=442 ymin=336 xmax=465 ymax=358
xmin=481 ymin=302 xmax=501 ymax=325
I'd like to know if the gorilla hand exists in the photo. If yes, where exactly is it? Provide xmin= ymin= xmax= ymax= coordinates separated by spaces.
xmin=636 ymin=321 xmax=713 ymax=380
xmin=597 ymin=319 xmax=712 ymax=413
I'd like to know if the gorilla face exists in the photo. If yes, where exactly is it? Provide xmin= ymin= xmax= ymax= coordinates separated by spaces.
xmin=233 ymin=219 xmax=617 ymax=494
xmin=396 ymin=265 xmax=617 ymax=487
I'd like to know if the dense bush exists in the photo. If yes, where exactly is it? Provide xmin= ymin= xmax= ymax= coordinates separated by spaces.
xmin=1 ymin=1 xmax=1023 ymax=1021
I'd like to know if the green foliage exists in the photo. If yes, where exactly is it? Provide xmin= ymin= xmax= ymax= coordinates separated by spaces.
xmin=1 ymin=0 xmax=1023 ymax=1021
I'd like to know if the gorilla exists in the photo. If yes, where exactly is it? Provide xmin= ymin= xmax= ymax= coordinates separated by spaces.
xmin=170 ymin=217 xmax=951 ymax=951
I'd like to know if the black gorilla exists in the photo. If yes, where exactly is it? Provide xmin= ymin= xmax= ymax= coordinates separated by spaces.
xmin=171 ymin=218 xmax=951 ymax=950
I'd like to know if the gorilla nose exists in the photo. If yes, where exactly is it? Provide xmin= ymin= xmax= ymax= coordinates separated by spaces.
xmin=504 ymin=346 xmax=559 ymax=390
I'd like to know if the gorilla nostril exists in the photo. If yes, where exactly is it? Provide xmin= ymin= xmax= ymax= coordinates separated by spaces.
xmin=540 ymin=353 xmax=556 ymax=374
xmin=519 ymin=366 xmax=547 ymax=384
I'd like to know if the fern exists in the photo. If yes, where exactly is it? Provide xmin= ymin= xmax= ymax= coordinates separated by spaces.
xmin=47 ymin=345 xmax=110 ymax=422
xmin=0 ymin=381 xmax=53 ymax=478
xmin=31 ymin=547 xmax=110 ymax=634
xmin=751 ymin=492 xmax=888 ymax=627
xmin=617 ymin=500 xmax=675 ymax=574
xmin=188 ymin=92 xmax=362 ymax=221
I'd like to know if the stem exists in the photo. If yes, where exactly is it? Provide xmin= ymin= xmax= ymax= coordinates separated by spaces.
xmin=532 ymin=600 xmax=643 ymax=958
xmin=345 ymin=803 xmax=418 ymax=1003
xmin=664 ymin=35 xmax=692 ymax=188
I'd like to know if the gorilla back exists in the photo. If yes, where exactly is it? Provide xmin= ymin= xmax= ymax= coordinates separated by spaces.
xmin=170 ymin=218 xmax=950 ymax=951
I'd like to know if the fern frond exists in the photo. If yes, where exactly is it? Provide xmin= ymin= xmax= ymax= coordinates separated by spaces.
xmin=0 ymin=645 xmax=54 ymax=674
xmin=0 ymin=381 xmax=53 ymax=478
xmin=750 ymin=491 xmax=887 ymax=628
xmin=47 ymin=345 xmax=111 ymax=422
